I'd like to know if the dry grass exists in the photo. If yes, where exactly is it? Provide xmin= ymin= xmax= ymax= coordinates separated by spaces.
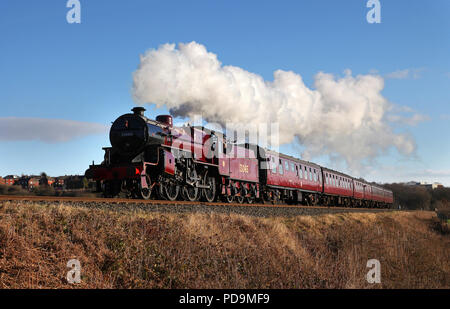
xmin=0 ymin=201 xmax=448 ymax=289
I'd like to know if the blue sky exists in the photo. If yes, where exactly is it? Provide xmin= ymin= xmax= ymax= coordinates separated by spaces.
xmin=0 ymin=0 xmax=449 ymax=185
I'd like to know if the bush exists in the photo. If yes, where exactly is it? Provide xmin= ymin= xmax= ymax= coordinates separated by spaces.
xmin=0 ymin=184 xmax=30 ymax=196
xmin=33 ymin=186 xmax=56 ymax=196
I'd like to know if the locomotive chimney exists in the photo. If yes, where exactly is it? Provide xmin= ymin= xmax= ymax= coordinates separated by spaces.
xmin=132 ymin=107 xmax=146 ymax=116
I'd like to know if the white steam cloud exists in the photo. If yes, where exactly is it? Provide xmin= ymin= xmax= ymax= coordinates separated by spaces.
xmin=0 ymin=117 xmax=108 ymax=143
xmin=132 ymin=42 xmax=421 ymax=171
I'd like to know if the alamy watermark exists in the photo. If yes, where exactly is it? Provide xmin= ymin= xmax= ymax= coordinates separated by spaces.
xmin=67 ymin=259 xmax=81 ymax=284
xmin=366 ymin=0 xmax=381 ymax=24
xmin=66 ymin=0 xmax=81 ymax=24
xmin=366 ymin=259 xmax=381 ymax=284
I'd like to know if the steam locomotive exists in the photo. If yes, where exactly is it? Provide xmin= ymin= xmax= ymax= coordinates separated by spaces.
xmin=85 ymin=107 xmax=393 ymax=207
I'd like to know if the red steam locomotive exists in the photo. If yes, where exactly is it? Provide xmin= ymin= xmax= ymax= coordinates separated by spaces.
xmin=85 ymin=107 xmax=393 ymax=208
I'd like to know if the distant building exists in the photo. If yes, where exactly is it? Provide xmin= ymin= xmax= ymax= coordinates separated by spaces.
xmin=405 ymin=181 xmax=444 ymax=190
xmin=39 ymin=176 xmax=54 ymax=186
xmin=53 ymin=175 xmax=86 ymax=190
xmin=3 ymin=175 xmax=19 ymax=185
xmin=28 ymin=177 xmax=40 ymax=189
xmin=53 ymin=177 xmax=67 ymax=189
xmin=431 ymin=182 xmax=444 ymax=189
xmin=405 ymin=181 xmax=420 ymax=186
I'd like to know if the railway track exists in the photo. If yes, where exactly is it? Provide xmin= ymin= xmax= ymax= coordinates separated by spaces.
xmin=0 ymin=195 xmax=396 ymax=218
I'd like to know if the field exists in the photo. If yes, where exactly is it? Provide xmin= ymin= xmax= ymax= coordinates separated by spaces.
xmin=0 ymin=201 xmax=448 ymax=289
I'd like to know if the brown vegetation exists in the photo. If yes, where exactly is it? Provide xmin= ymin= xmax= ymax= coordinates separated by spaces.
xmin=0 ymin=184 xmax=31 ymax=196
xmin=0 ymin=201 xmax=448 ymax=289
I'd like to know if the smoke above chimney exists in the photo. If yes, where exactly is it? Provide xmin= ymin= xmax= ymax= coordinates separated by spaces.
xmin=132 ymin=42 xmax=422 ymax=172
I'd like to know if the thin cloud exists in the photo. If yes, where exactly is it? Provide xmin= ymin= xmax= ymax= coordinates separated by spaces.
xmin=0 ymin=117 xmax=109 ymax=143
xmin=385 ymin=68 xmax=425 ymax=80
xmin=387 ymin=113 xmax=430 ymax=126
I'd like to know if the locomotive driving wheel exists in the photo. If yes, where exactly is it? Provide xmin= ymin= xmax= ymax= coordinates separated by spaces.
xmin=182 ymin=185 xmax=199 ymax=201
xmin=164 ymin=181 xmax=179 ymax=201
xmin=202 ymin=171 xmax=216 ymax=203
xmin=182 ymin=167 xmax=200 ymax=201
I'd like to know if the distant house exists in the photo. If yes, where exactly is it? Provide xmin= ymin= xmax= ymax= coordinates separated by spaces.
xmin=65 ymin=176 xmax=84 ymax=189
xmin=53 ymin=175 xmax=85 ymax=190
xmin=39 ymin=176 xmax=55 ymax=186
xmin=3 ymin=175 xmax=19 ymax=186
xmin=53 ymin=177 xmax=67 ymax=189
xmin=17 ymin=176 xmax=41 ymax=189
xmin=28 ymin=177 xmax=40 ymax=189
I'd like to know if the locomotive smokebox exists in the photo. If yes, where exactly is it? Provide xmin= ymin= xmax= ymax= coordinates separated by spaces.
xmin=132 ymin=106 xmax=146 ymax=116
xmin=156 ymin=115 xmax=173 ymax=127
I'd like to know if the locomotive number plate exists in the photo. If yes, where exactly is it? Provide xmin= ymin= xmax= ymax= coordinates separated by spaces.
xmin=239 ymin=164 xmax=249 ymax=174
xmin=121 ymin=132 xmax=134 ymax=137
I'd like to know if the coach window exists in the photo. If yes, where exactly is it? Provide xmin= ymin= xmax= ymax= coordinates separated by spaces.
xmin=295 ymin=165 xmax=299 ymax=176
xmin=309 ymin=168 xmax=312 ymax=181
xmin=271 ymin=157 xmax=276 ymax=174
xmin=291 ymin=162 xmax=295 ymax=172
xmin=285 ymin=161 xmax=289 ymax=172
xmin=279 ymin=159 xmax=284 ymax=175
xmin=304 ymin=166 xmax=307 ymax=179
xmin=313 ymin=170 xmax=317 ymax=182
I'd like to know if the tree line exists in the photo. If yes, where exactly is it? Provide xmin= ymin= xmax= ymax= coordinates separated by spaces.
xmin=383 ymin=183 xmax=450 ymax=210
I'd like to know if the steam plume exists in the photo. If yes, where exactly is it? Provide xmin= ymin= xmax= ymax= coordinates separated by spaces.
xmin=132 ymin=42 xmax=421 ymax=171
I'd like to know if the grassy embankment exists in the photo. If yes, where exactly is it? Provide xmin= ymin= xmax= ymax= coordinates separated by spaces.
xmin=0 ymin=201 xmax=448 ymax=288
